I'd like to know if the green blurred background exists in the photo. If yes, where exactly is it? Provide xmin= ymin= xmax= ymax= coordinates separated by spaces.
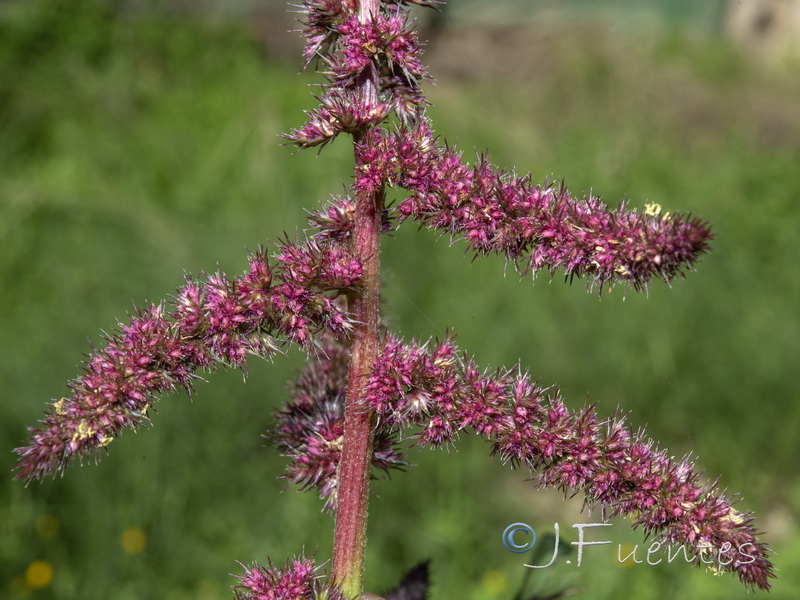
xmin=2 ymin=0 xmax=799 ymax=598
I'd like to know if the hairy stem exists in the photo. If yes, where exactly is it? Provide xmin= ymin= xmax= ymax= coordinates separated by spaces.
xmin=332 ymin=2 xmax=382 ymax=596
xmin=333 ymin=185 xmax=382 ymax=595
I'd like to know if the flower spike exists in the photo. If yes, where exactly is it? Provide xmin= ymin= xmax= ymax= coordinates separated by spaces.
xmin=356 ymin=119 xmax=713 ymax=292
xmin=15 ymin=242 xmax=362 ymax=483
xmin=360 ymin=333 xmax=774 ymax=591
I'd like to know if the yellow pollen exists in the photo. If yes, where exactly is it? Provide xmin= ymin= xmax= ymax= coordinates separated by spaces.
xmin=72 ymin=421 xmax=96 ymax=443
xmin=615 ymin=265 xmax=631 ymax=276
xmin=98 ymin=434 xmax=114 ymax=448
xmin=53 ymin=398 xmax=67 ymax=415
xmin=723 ymin=509 xmax=744 ymax=525
xmin=644 ymin=202 xmax=662 ymax=217
xmin=433 ymin=356 xmax=455 ymax=368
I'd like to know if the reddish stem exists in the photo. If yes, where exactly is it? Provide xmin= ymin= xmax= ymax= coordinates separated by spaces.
xmin=332 ymin=2 xmax=382 ymax=596
xmin=332 ymin=187 xmax=382 ymax=597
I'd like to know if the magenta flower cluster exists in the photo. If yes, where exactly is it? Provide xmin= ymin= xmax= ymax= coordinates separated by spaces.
xmin=356 ymin=334 xmax=773 ymax=590
xmin=270 ymin=340 xmax=406 ymax=511
xmin=235 ymin=554 xmax=428 ymax=600
xmin=234 ymin=555 xmax=346 ymax=600
xmin=15 ymin=240 xmax=362 ymax=483
xmin=353 ymin=121 xmax=713 ymax=292
xmin=287 ymin=0 xmax=432 ymax=148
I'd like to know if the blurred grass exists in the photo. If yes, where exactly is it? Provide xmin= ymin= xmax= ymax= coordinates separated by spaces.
xmin=451 ymin=0 xmax=728 ymax=30
xmin=1 ymin=1 xmax=799 ymax=599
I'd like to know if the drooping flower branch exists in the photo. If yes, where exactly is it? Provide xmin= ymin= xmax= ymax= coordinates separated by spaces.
xmin=359 ymin=334 xmax=774 ymax=591
xmin=269 ymin=333 xmax=774 ymax=590
xmin=14 ymin=238 xmax=362 ymax=483
xmin=354 ymin=121 xmax=713 ymax=293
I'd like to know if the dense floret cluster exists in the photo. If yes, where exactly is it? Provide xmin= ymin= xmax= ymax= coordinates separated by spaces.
xmin=15 ymin=242 xmax=362 ymax=483
xmin=351 ymin=122 xmax=713 ymax=292
xmin=234 ymin=556 xmax=346 ymax=600
xmin=271 ymin=340 xmax=406 ymax=511
xmin=363 ymin=335 xmax=773 ymax=590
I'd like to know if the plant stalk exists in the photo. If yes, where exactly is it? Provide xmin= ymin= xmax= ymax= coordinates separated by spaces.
xmin=332 ymin=1 xmax=382 ymax=596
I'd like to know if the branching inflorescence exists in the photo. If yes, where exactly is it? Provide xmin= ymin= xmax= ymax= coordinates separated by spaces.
xmin=15 ymin=0 xmax=773 ymax=596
